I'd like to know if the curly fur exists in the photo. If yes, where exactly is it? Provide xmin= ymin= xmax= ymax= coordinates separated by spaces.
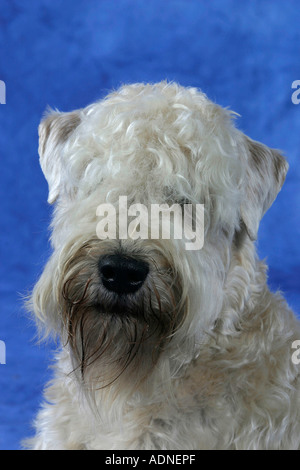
xmin=25 ymin=82 xmax=300 ymax=450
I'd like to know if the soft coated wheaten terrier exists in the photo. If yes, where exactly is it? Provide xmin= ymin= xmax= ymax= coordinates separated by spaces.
xmin=26 ymin=82 xmax=300 ymax=450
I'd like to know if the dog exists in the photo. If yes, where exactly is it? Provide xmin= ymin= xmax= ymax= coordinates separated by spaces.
xmin=25 ymin=82 xmax=300 ymax=450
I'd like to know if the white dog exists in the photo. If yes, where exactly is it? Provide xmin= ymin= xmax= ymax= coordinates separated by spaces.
xmin=26 ymin=82 xmax=300 ymax=450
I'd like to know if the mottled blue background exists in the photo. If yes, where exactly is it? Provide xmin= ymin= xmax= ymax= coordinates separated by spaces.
xmin=0 ymin=0 xmax=299 ymax=450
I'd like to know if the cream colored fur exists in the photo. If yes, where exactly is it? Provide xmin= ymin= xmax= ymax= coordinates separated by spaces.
xmin=25 ymin=82 xmax=300 ymax=450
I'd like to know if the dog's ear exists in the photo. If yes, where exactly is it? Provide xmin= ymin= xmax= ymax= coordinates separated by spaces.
xmin=38 ymin=110 xmax=81 ymax=204
xmin=240 ymin=136 xmax=288 ymax=241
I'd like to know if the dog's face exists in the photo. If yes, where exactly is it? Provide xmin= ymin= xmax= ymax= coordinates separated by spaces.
xmin=32 ymin=83 xmax=288 ymax=392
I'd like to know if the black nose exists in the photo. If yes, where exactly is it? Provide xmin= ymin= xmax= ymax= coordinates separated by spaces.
xmin=98 ymin=255 xmax=149 ymax=295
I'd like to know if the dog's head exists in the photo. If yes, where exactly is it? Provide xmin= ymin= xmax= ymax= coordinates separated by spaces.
xmin=32 ymin=82 xmax=288 ymax=392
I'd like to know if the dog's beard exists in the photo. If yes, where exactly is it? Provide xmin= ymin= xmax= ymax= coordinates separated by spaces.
xmin=60 ymin=240 xmax=187 ymax=391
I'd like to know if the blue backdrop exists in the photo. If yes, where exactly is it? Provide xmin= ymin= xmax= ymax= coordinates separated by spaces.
xmin=0 ymin=0 xmax=299 ymax=450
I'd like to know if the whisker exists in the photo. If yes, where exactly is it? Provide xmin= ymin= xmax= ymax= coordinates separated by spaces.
xmin=60 ymin=241 xmax=187 ymax=390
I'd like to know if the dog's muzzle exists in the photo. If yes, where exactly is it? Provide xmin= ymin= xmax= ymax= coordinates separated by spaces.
xmin=98 ymin=254 xmax=149 ymax=295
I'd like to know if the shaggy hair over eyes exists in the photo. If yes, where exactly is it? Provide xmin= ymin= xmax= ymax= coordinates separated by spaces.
xmin=25 ymin=82 xmax=300 ymax=451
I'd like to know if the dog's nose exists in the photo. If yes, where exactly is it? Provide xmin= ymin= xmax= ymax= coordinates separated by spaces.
xmin=98 ymin=255 xmax=149 ymax=295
